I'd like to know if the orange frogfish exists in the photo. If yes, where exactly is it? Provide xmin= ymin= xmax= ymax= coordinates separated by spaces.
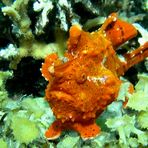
xmin=41 ymin=13 xmax=148 ymax=140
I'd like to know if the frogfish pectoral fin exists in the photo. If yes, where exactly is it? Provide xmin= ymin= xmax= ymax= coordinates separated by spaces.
xmin=45 ymin=120 xmax=62 ymax=140
xmin=41 ymin=53 xmax=62 ymax=81
xmin=73 ymin=121 xmax=101 ymax=140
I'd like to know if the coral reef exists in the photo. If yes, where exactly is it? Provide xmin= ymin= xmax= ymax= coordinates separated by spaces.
xmin=0 ymin=0 xmax=147 ymax=147
xmin=0 ymin=0 xmax=147 ymax=65
xmin=0 ymin=71 xmax=13 ymax=108
xmin=1 ymin=0 xmax=66 ymax=69
xmin=0 ymin=72 xmax=147 ymax=147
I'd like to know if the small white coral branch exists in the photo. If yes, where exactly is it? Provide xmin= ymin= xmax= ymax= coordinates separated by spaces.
xmin=133 ymin=23 xmax=148 ymax=45
xmin=0 ymin=44 xmax=18 ymax=59
xmin=33 ymin=0 xmax=53 ymax=34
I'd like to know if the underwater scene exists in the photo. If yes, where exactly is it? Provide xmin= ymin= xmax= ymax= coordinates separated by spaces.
xmin=0 ymin=0 xmax=148 ymax=147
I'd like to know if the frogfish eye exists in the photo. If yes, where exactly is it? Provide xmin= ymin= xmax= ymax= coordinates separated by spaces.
xmin=76 ymin=72 xmax=87 ymax=84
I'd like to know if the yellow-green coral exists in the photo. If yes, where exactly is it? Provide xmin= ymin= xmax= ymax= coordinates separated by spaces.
xmin=2 ymin=0 xmax=67 ymax=69
xmin=138 ymin=110 xmax=148 ymax=129
xmin=106 ymin=114 xmax=148 ymax=146
xmin=56 ymin=132 xmax=80 ymax=148
xmin=11 ymin=116 xmax=39 ymax=144
xmin=127 ymin=91 xmax=148 ymax=111
xmin=2 ymin=0 xmax=33 ymax=40
xmin=9 ymin=40 xmax=66 ymax=69
xmin=0 ymin=138 xmax=7 ymax=148
xmin=127 ymin=74 xmax=148 ymax=111
xmin=1 ymin=0 xmax=66 ymax=70
xmin=0 ymin=71 xmax=13 ymax=108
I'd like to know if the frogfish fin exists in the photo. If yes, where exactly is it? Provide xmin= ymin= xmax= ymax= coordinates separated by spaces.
xmin=41 ymin=53 xmax=60 ymax=81
xmin=45 ymin=120 xmax=62 ymax=140
xmin=73 ymin=121 xmax=101 ymax=140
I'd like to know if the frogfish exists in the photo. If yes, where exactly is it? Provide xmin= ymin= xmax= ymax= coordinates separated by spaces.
xmin=41 ymin=13 xmax=148 ymax=140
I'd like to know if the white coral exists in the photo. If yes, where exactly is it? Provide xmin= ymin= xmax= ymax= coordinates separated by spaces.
xmin=0 ymin=44 xmax=18 ymax=59
xmin=33 ymin=0 xmax=53 ymax=34
xmin=133 ymin=23 xmax=148 ymax=45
